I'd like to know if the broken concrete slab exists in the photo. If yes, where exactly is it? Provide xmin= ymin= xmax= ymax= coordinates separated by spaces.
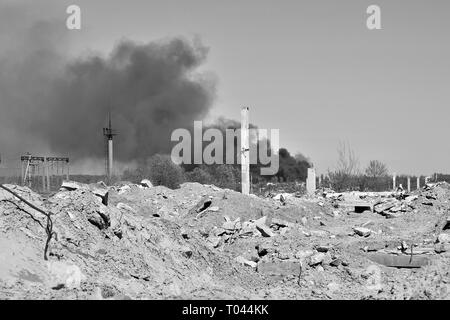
xmin=222 ymin=219 xmax=241 ymax=231
xmin=140 ymin=179 xmax=153 ymax=188
xmin=61 ymin=181 xmax=82 ymax=191
xmin=295 ymin=250 xmax=314 ymax=259
xmin=257 ymin=261 xmax=300 ymax=277
xmin=339 ymin=201 xmax=374 ymax=213
xmin=437 ymin=233 xmax=450 ymax=244
xmin=47 ymin=260 xmax=86 ymax=290
xmin=353 ymin=227 xmax=372 ymax=237
xmin=188 ymin=196 xmax=212 ymax=215
xmin=367 ymin=253 xmax=431 ymax=268
xmin=255 ymin=216 xmax=274 ymax=237
xmin=374 ymin=201 xmax=397 ymax=214
xmin=235 ymin=256 xmax=257 ymax=268
xmin=309 ymin=252 xmax=326 ymax=266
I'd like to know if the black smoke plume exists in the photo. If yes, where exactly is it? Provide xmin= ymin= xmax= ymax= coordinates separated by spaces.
xmin=0 ymin=2 xmax=216 ymax=172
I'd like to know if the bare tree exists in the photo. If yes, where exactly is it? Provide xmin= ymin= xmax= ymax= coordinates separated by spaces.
xmin=336 ymin=141 xmax=359 ymax=176
xmin=365 ymin=160 xmax=388 ymax=177
xmin=327 ymin=141 xmax=360 ymax=191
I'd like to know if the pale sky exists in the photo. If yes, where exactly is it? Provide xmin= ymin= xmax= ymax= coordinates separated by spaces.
xmin=4 ymin=0 xmax=450 ymax=175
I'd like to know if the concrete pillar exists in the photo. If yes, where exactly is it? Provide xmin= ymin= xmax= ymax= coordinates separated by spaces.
xmin=108 ymin=139 xmax=113 ymax=183
xmin=393 ymin=173 xmax=396 ymax=190
xmin=41 ymin=162 xmax=46 ymax=192
xmin=417 ymin=176 xmax=420 ymax=190
xmin=407 ymin=177 xmax=411 ymax=192
xmin=241 ymin=107 xmax=250 ymax=195
xmin=306 ymin=168 xmax=316 ymax=194
xmin=47 ymin=162 xmax=50 ymax=192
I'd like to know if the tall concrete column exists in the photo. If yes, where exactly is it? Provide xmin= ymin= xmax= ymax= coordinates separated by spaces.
xmin=108 ymin=139 xmax=113 ymax=183
xmin=45 ymin=159 xmax=50 ymax=192
xmin=407 ymin=177 xmax=411 ymax=192
xmin=417 ymin=176 xmax=420 ymax=190
xmin=41 ymin=161 xmax=46 ymax=192
xmin=241 ymin=107 xmax=250 ymax=195
xmin=306 ymin=168 xmax=316 ymax=194
xmin=393 ymin=173 xmax=397 ymax=190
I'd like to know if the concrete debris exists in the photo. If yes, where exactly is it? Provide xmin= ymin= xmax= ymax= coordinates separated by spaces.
xmin=1 ymin=181 xmax=450 ymax=299
xmin=437 ymin=233 xmax=450 ymax=244
xmin=235 ymin=256 xmax=257 ymax=268
xmin=47 ymin=260 xmax=86 ymax=290
xmin=309 ymin=252 xmax=326 ymax=266
xmin=295 ymin=250 xmax=314 ymax=259
xmin=222 ymin=219 xmax=241 ymax=231
xmin=61 ymin=181 xmax=82 ymax=191
xmin=140 ymin=179 xmax=153 ymax=188
xmin=367 ymin=253 xmax=431 ymax=268
xmin=256 ymin=243 xmax=271 ymax=257
xmin=189 ymin=196 xmax=212 ymax=215
xmin=254 ymin=216 xmax=274 ymax=237
xmin=353 ymin=227 xmax=372 ymax=237
xmin=257 ymin=262 xmax=300 ymax=277
xmin=180 ymin=246 xmax=193 ymax=258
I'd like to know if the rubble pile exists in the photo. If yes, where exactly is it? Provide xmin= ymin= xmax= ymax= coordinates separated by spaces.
xmin=0 ymin=180 xmax=449 ymax=299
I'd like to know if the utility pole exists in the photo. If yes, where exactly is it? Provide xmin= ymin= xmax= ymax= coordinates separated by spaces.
xmin=241 ymin=107 xmax=250 ymax=195
xmin=103 ymin=111 xmax=117 ymax=185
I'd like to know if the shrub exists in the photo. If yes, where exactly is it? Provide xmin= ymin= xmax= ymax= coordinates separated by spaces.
xmin=185 ymin=167 xmax=213 ymax=185
xmin=122 ymin=154 xmax=185 ymax=189
xmin=184 ymin=164 xmax=240 ymax=191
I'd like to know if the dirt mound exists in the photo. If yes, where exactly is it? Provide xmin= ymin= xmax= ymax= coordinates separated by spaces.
xmin=1 ymin=181 xmax=449 ymax=299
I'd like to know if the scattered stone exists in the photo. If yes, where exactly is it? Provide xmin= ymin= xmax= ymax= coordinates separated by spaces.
xmin=353 ymin=227 xmax=372 ymax=237
xmin=257 ymin=261 xmax=300 ymax=277
xmin=240 ymin=221 xmax=257 ymax=237
xmin=61 ymin=181 xmax=82 ymax=191
xmin=309 ymin=252 xmax=326 ymax=266
xmin=47 ymin=260 xmax=85 ymax=290
xmin=188 ymin=196 xmax=212 ymax=214
xmin=118 ymin=185 xmax=131 ymax=194
xmin=256 ymin=243 xmax=271 ymax=257
xmin=316 ymin=245 xmax=331 ymax=253
xmin=437 ymin=233 xmax=450 ymax=244
xmin=295 ymin=250 xmax=314 ymax=259
xmin=434 ymin=243 xmax=448 ymax=253
xmin=116 ymin=203 xmax=137 ymax=214
xmin=374 ymin=201 xmax=396 ymax=214
xmin=329 ymin=258 xmax=342 ymax=267
xmin=309 ymin=230 xmax=328 ymax=237
xmin=255 ymin=216 xmax=274 ymax=237
xmin=300 ymin=217 xmax=308 ymax=226
xmin=404 ymin=195 xmax=418 ymax=203
xmin=180 ymin=246 xmax=193 ymax=258
xmin=208 ymin=236 xmax=221 ymax=248
xmin=140 ymin=179 xmax=153 ymax=188
xmin=327 ymin=282 xmax=340 ymax=293
xmin=277 ymin=251 xmax=291 ymax=260
xmin=384 ymin=212 xmax=402 ymax=219
xmin=271 ymin=218 xmax=292 ymax=228
xmin=91 ymin=188 xmax=109 ymax=206
xmin=235 ymin=256 xmax=257 ymax=268
xmin=222 ymin=219 xmax=241 ymax=231
xmin=180 ymin=228 xmax=189 ymax=239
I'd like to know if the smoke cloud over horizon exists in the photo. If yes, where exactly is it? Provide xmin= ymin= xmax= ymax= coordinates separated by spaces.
xmin=0 ymin=3 xmax=216 ymax=173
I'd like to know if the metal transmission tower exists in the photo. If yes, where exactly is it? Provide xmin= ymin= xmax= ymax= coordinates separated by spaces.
xmin=103 ymin=112 xmax=117 ymax=185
